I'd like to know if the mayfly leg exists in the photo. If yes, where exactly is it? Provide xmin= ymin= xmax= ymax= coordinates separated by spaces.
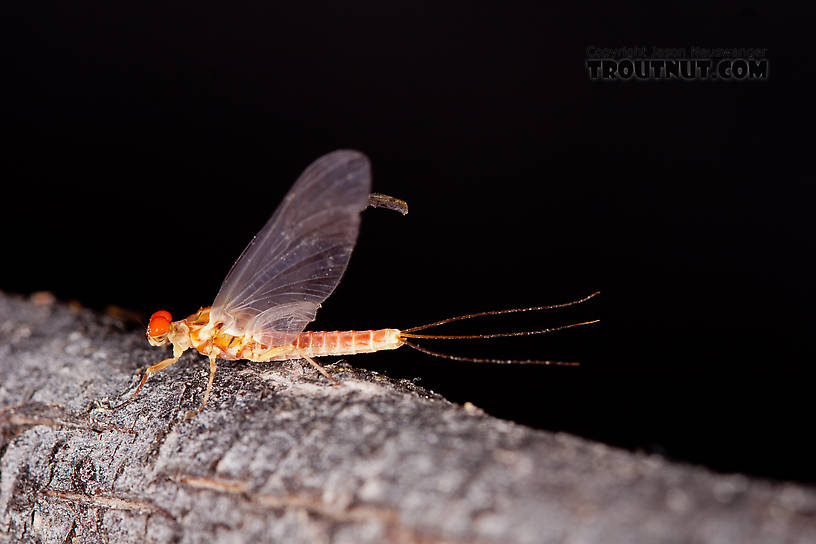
xmin=184 ymin=355 xmax=217 ymax=420
xmin=96 ymin=346 xmax=185 ymax=412
xmin=300 ymin=353 xmax=340 ymax=385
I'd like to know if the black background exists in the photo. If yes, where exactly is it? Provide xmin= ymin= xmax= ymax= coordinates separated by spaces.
xmin=4 ymin=5 xmax=814 ymax=483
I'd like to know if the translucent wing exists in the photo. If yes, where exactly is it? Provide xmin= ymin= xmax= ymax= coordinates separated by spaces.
xmin=210 ymin=150 xmax=371 ymax=346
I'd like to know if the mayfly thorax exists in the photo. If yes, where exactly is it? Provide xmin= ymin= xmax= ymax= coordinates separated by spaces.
xmin=119 ymin=150 xmax=598 ymax=419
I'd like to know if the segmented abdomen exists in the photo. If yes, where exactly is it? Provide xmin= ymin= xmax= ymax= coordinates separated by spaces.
xmin=189 ymin=316 xmax=403 ymax=362
xmin=283 ymin=329 xmax=403 ymax=360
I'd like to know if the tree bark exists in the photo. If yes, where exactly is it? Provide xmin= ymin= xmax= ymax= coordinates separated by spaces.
xmin=1 ymin=292 xmax=815 ymax=543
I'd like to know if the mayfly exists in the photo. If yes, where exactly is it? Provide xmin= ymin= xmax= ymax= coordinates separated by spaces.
xmin=128 ymin=150 xmax=598 ymax=418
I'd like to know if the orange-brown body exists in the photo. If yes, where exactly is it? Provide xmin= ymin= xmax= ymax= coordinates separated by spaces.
xmin=173 ymin=307 xmax=403 ymax=362
xmin=138 ymin=306 xmax=402 ymax=419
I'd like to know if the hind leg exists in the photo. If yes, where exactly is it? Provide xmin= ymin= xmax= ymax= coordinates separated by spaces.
xmin=300 ymin=354 xmax=339 ymax=385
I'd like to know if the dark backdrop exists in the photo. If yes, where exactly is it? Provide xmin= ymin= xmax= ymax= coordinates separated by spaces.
xmin=4 ymin=5 xmax=814 ymax=483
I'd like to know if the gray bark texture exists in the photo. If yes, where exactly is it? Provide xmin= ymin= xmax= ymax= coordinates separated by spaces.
xmin=1 ymin=292 xmax=815 ymax=544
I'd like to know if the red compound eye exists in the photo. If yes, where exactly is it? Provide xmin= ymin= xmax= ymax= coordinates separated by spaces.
xmin=148 ymin=310 xmax=173 ymax=336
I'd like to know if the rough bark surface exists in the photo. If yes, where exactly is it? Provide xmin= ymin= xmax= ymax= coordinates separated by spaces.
xmin=1 ymin=292 xmax=815 ymax=544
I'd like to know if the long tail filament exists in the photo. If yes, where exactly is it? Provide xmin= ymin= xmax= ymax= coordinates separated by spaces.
xmin=402 ymin=290 xmax=600 ymax=333
xmin=400 ymin=319 xmax=599 ymax=340
xmin=398 ymin=291 xmax=600 ymax=366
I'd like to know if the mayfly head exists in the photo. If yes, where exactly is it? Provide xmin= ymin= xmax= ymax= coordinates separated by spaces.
xmin=147 ymin=310 xmax=172 ymax=346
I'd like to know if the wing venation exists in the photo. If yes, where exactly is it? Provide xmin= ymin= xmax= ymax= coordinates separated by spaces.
xmin=210 ymin=150 xmax=371 ymax=346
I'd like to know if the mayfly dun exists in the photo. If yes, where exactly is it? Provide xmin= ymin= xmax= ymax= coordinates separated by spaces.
xmin=124 ymin=150 xmax=598 ymax=418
